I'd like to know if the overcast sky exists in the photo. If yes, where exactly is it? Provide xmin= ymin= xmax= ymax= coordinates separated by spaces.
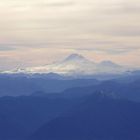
xmin=0 ymin=0 xmax=140 ymax=70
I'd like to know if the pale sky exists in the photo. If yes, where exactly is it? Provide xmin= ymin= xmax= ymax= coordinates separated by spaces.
xmin=0 ymin=0 xmax=140 ymax=70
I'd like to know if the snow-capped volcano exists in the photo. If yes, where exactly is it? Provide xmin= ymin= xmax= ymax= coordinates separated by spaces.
xmin=63 ymin=54 xmax=89 ymax=62
xmin=3 ymin=54 xmax=127 ymax=75
xmin=23 ymin=54 xmax=97 ymax=75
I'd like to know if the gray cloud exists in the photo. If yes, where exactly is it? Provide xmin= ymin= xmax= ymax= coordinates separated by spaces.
xmin=69 ymin=46 xmax=140 ymax=54
xmin=0 ymin=45 xmax=16 ymax=51
xmin=105 ymin=27 xmax=140 ymax=37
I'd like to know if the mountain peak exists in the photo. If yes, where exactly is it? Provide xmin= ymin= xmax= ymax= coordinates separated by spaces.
xmin=64 ymin=54 xmax=87 ymax=62
xmin=99 ymin=60 xmax=120 ymax=67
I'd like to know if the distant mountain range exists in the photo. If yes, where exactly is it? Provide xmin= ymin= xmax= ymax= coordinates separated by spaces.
xmin=32 ymin=77 xmax=140 ymax=102
xmin=0 ymin=74 xmax=99 ymax=96
xmin=0 ymin=66 xmax=139 ymax=140
xmin=0 ymin=78 xmax=140 ymax=140
xmin=3 ymin=54 xmax=130 ymax=76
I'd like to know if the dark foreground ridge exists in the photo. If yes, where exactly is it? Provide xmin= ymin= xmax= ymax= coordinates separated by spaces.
xmin=30 ymin=93 xmax=140 ymax=140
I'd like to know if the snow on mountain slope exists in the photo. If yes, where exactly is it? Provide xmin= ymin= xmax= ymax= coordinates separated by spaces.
xmin=23 ymin=54 xmax=97 ymax=75
xmin=3 ymin=54 xmax=127 ymax=75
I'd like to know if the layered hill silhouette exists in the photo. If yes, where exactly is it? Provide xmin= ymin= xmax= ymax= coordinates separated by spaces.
xmin=0 ymin=96 xmax=78 ymax=140
xmin=32 ymin=78 xmax=140 ymax=102
xmin=0 ymin=65 xmax=139 ymax=140
xmin=0 ymin=76 xmax=139 ymax=140
xmin=0 ymin=74 xmax=98 ymax=96
xmin=30 ymin=93 xmax=140 ymax=140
